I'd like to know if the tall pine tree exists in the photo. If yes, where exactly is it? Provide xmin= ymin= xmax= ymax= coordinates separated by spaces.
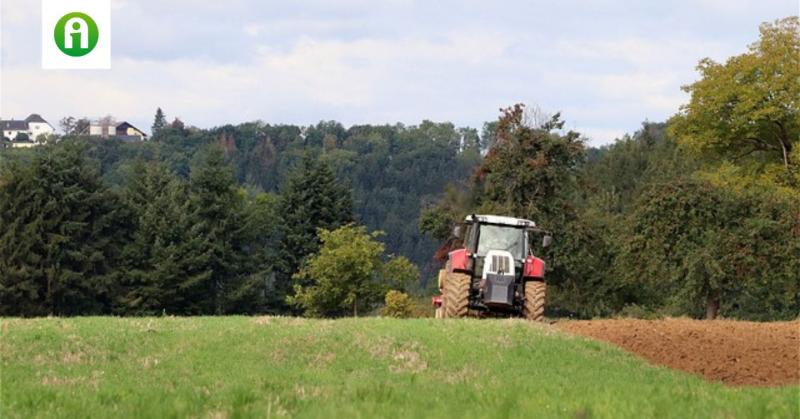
xmin=116 ymin=160 xmax=190 ymax=314
xmin=275 ymin=154 xmax=353 ymax=310
xmin=184 ymin=146 xmax=255 ymax=314
xmin=152 ymin=107 xmax=167 ymax=137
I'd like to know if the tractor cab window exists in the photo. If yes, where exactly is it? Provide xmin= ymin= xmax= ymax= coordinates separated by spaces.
xmin=463 ymin=223 xmax=478 ymax=252
xmin=476 ymin=225 xmax=525 ymax=259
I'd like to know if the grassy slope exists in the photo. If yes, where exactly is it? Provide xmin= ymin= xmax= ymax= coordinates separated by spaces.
xmin=1 ymin=317 xmax=796 ymax=419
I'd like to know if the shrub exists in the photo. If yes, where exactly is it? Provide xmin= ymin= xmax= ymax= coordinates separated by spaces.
xmin=382 ymin=290 xmax=414 ymax=318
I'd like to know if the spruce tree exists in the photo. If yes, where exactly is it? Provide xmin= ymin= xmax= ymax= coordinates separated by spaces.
xmin=0 ymin=142 xmax=125 ymax=316
xmin=230 ymin=192 xmax=281 ymax=314
xmin=275 ymin=154 xmax=353 ymax=310
xmin=185 ymin=146 xmax=251 ymax=314
xmin=152 ymin=107 xmax=167 ymax=137
xmin=116 ymin=160 xmax=188 ymax=314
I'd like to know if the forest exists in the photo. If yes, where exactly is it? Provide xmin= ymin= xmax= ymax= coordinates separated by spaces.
xmin=0 ymin=17 xmax=797 ymax=320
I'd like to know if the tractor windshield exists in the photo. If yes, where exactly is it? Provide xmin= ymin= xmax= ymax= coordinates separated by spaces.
xmin=476 ymin=224 xmax=525 ymax=259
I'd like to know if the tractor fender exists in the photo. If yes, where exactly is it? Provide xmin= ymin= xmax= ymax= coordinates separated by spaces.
xmin=523 ymin=256 xmax=546 ymax=279
xmin=448 ymin=248 xmax=471 ymax=273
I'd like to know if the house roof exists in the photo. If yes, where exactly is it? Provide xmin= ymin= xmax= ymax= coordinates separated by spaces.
xmin=116 ymin=121 xmax=147 ymax=136
xmin=25 ymin=114 xmax=48 ymax=123
xmin=0 ymin=120 xmax=28 ymax=131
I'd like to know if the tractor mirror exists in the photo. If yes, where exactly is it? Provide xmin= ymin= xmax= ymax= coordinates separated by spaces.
xmin=542 ymin=235 xmax=553 ymax=248
xmin=452 ymin=225 xmax=462 ymax=239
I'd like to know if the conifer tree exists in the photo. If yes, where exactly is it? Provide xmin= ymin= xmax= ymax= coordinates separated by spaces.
xmin=229 ymin=192 xmax=281 ymax=314
xmin=185 ymin=146 xmax=252 ymax=314
xmin=275 ymin=154 xmax=353 ymax=310
xmin=0 ymin=142 xmax=125 ymax=316
xmin=152 ymin=107 xmax=167 ymax=137
xmin=116 ymin=160 xmax=188 ymax=314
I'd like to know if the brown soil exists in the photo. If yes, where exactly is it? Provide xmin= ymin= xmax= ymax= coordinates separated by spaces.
xmin=557 ymin=318 xmax=800 ymax=387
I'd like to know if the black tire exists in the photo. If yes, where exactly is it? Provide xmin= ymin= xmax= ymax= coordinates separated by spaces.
xmin=523 ymin=281 xmax=546 ymax=321
xmin=443 ymin=272 xmax=471 ymax=318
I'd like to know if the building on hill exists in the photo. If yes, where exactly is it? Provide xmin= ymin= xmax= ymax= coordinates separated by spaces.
xmin=114 ymin=121 xmax=148 ymax=141
xmin=89 ymin=118 xmax=147 ymax=141
xmin=0 ymin=114 xmax=56 ymax=147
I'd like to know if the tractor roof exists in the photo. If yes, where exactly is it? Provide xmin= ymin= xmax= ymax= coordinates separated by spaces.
xmin=464 ymin=214 xmax=536 ymax=228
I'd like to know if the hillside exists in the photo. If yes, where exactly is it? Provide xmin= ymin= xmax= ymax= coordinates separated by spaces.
xmin=2 ymin=317 xmax=796 ymax=418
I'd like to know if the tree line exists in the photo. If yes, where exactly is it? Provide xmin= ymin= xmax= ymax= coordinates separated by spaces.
xmin=76 ymin=116 xmax=482 ymax=283
xmin=0 ymin=140 xmax=421 ymax=316
xmin=2 ymin=106 xmax=483 ymax=316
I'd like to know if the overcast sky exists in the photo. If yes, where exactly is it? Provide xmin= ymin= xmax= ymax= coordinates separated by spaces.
xmin=0 ymin=0 xmax=796 ymax=145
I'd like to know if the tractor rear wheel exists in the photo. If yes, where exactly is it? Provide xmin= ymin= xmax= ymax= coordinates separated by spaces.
xmin=523 ymin=281 xmax=546 ymax=321
xmin=443 ymin=272 xmax=471 ymax=318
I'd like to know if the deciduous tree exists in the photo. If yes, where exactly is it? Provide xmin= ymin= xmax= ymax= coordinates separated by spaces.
xmin=670 ymin=17 xmax=799 ymax=178
xmin=289 ymin=225 xmax=420 ymax=317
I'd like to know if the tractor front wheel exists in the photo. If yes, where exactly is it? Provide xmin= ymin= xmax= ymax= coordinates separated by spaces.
xmin=443 ymin=272 xmax=471 ymax=318
xmin=523 ymin=281 xmax=546 ymax=321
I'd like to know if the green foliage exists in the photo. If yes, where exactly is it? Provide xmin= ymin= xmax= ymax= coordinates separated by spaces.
xmin=381 ymin=256 xmax=420 ymax=293
xmin=544 ymin=216 xmax=620 ymax=318
xmin=382 ymin=290 xmax=414 ymax=318
xmin=276 ymin=154 xmax=353 ymax=309
xmin=580 ymin=122 xmax=699 ymax=218
xmin=617 ymin=180 xmax=799 ymax=320
xmin=21 ymin=118 xmax=478 ymax=291
xmin=238 ymin=191 xmax=282 ymax=311
xmin=289 ymin=225 xmax=419 ymax=317
xmin=474 ymin=106 xmax=625 ymax=317
xmin=0 ymin=142 xmax=125 ymax=316
xmin=418 ymin=207 xmax=454 ymax=242
xmin=152 ymin=107 xmax=167 ymax=135
xmin=418 ymin=184 xmax=475 ymax=242
xmin=0 ymin=141 xmax=286 ymax=317
xmin=59 ymin=116 xmax=90 ymax=136
xmin=670 ymin=17 xmax=799 ymax=183
xmin=425 ymin=104 xmax=615 ymax=317
xmin=475 ymin=104 xmax=584 ymax=221
xmin=289 ymin=225 xmax=385 ymax=317
xmin=185 ymin=147 xmax=260 ymax=314
xmin=566 ymin=123 xmax=702 ymax=317
xmin=116 ymin=160 xmax=189 ymax=315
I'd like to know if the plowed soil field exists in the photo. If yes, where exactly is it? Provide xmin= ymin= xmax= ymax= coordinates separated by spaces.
xmin=558 ymin=318 xmax=799 ymax=386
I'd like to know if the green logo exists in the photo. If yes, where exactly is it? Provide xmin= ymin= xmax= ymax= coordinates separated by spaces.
xmin=53 ymin=12 xmax=99 ymax=57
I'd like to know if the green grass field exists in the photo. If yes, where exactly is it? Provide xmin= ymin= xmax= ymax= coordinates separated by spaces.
xmin=1 ymin=317 xmax=797 ymax=418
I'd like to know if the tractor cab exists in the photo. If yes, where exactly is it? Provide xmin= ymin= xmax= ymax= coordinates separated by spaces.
xmin=459 ymin=215 xmax=536 ymax=276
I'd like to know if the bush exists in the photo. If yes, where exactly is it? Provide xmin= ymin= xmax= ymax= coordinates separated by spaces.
xmin=382 ymin=290 xmax=414 ymax=318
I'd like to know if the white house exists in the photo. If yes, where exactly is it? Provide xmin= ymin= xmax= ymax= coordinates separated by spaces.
xmin=1 ymin=114 xmax=56 ymax=146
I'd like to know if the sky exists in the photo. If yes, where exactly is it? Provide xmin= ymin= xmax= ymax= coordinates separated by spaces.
xmin=0 ymin=0 xmax=796 ymax=146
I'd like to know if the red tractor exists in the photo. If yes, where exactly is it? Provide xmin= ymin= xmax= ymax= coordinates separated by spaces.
xmin=433 ymin=214 xmax=552 ymax=321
